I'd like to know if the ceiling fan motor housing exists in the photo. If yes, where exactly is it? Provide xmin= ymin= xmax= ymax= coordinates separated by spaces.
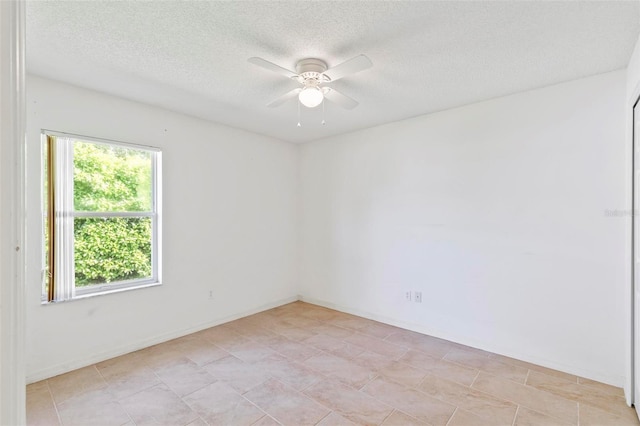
xmin=296 ymin=58 xmax=330 ymax=85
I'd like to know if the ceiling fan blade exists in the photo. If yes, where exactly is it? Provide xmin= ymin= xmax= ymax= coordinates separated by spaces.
xmin=323 ymin=55 xmax=372 ymax=82
xmin=248 ymin=57 xmax=298 ymax=79
xmin=323 ymin=87 xmax=359 ymax=109
xmin=267 ymin=88 xmax=302 ymax=108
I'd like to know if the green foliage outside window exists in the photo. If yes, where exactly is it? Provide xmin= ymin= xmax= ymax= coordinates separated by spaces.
xmin=73 ymin=142 xmax=153 ymax=286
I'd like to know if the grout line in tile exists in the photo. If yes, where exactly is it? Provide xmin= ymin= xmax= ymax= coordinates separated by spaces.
xmin=313 ymin=410 xmax=333 ymax=425
xmin=524 ymin=369 xmax=531 ymax=386
xmin=441 ymin=346 xmax=456 ymax=361
xmin=249 ymin=414 xmax=268 ymax=426
xmin=469 ymin=370 xmax=481 ymax=387
xmin=444 ymin=406 xmax=458 ymax=426
xmin=122 ymin=412 xmax=135 ymax=426
xmin=577 ymin=402 xmax=580 ymax=426
xmin=511 ymin=404 xmax=520 ymax=426
xmin=45 ymin=379 xmax=64 ymax=426
xmin=239 ymin=390 xmax=270 ymax=422
xmin=379 ymin=408 xmax=396 ymax=425
xmin=469 ymin=371 xmax=579 ymax=425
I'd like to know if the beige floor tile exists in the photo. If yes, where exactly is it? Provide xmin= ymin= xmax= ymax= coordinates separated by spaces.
xmin=57 ymin=388 xmax=130 ymax=426
xmin=276 ymin=326 xmax=319 ymax=342
xmin=358 ymin=323 xmax=401 ymax=340
xmin=327 ymin=316 xmax=376 ymax=331
xmin=183 ymin=381 xmax=265 ymax=425
xmin=230 ymin=323 xmax=281 ymax=343
xmin=417 ymin=373 xmax=517 ymax=424
xmin=344 ymin=333 xmax=408 ymax=360
xmin=315 ymin=412 xmax=358 ymax=426
xmin=307 ymin=323 xmax=355 ymax=339
xmin=488 ymin=354 xmax=578 ymax=384
xmin=361 ymin=377 xmax=456 ymax=426
xmin=26 ymin=380 xmax=55 ymax=411
xmin=514 ymin=406 xmax=574 ymax=426
xmin=27 ymin=404 xmax=60 ymax=426
xmin=303 ymin=333 xmax=348 ymax=352
xmin=96 ymin=352 xmax=147 ymax=378
xmin=525 ymin=369 xmax=584 ymax=400
xmin=385 ymin=330 xmax=452 ymax=359
xmin=119 ymin=383 xmax=198 ymax=425
xmin=170 ymin=335 xmax=229 ymax=366
xmin=304 ymin=379 xmax=393 ymax=426
xmin=244 ymin=378 xmax=331 ymax=425
xmin=241 ymin=319 xmax=282 ymax=333
xmin=248 ymin=333 xmax=291 ymax=348
xmin=252 ymin=415 xmax=282 ymax=425
xmin=28 ymin=302 xmax=632 ymax=426
xmin=578 ymin=376 xmax=625 ymax=397
xmin=446 ymin=344 xmax=494 ymax=359
xmin=136 ymin=344 xmax=186 ymax=370
xmin=27 ymin=382 xmax=60 ymax=426
xmin=447 ymin=408 xmax=508 ymax=426
xmin=303 ymin=352 xmax=376 ymax=389
xmin=331 ymin=342 xmax=367 ymax=360
xmin=268 ymin=338 xmax=320 ymax=362
xmin=526 ymin=370 xmax=633 ymax=421
xmin=377 ymin=360 xmax=427 ymax=388
xmin=444 ymin=348 xmax=529 ymax=384
xmin=202 ymin=355 xmax=271 ymax=394
xmin=269 ymin=318 xmax=318 ymax=338
xmin=276 ymin=315 xmax=320 ymax=329
xmin=153 ymin=357 xmax=216 ymax=397
xmin=229 ymin=314 xmax=265 ymax=326
xmin=380 ymin=410 xmax=425 ymax=425
xmin=102 ymin=366 xmax=162 ymax=401
xmin=197 ymin=326 xmax=249 ymax=350
xmin=400 ymin=349 xmax=478 ymax=386
xmin=472 ymin=372 xmax=578 ymax=423
xmin=353 ymin=350 xmax=396 ymax=372
xmin=300 ymin=307 xmax=340 ymax=323
xmin=238 ymin=314 xmax=281 ymax=328
xmin=253 ymin=354 xmax=325 ymax=391
xmin=579 ymin=402 xmax=640 ymax=426
xmin=47 ymin=365 xmax=108 ymax=405
xmin=225 ymin=340 xmax=278 ymax=363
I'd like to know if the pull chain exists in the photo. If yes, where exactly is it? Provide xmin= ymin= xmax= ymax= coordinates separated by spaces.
xmin=321 ymin=98 xmax=326 ymax=125
xmin=297 ymin=100 xmax=302 ymax=127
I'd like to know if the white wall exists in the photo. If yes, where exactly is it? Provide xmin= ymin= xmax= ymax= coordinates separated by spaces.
xmin=26 ymin=69 xmax=629 ymax=388
xmin=299 ymin=70 xmax=627 ymax=386
xmin=25 ymin=75 xmax=299 ymax=382
xmin=627 ymin=34 xmax=640 ymax=99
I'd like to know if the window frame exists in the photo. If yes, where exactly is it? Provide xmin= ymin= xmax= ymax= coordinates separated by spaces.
xmin=42 ymin=130 xmax=163 ymax=302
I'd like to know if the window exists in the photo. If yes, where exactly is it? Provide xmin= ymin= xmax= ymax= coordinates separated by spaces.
xmin=43 ymin=131 xmax=162 ymax=302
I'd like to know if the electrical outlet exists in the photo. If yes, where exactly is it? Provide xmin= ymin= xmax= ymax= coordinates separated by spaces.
xmin=414 ymin=291 xmax=422 ymax=303
xmin=405 ymin=291 xmax=412 ymax=301
xmin=208 ymin=290 xmax=214 ymax=300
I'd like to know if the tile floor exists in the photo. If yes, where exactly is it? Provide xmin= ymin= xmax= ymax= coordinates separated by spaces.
xmin=27 ymin=301 xmax=639 ymax=426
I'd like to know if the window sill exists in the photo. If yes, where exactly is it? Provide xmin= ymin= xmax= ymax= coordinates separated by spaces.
xmin=41 ymin=281 xmax=162 ymax=305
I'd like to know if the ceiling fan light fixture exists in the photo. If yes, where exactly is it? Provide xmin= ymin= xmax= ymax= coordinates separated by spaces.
xmin=298 ymin=86 xmax=323 ymax=108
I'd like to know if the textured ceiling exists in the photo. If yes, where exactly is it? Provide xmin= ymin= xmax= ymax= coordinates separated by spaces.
xmin=27 ymin=1 xmax=640 ymax=143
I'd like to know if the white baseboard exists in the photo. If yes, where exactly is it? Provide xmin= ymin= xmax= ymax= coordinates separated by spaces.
xmin=299 ymin=295 xmax=625 ymax=388
xmin=26 ymin=295 xmax=298 ymax=384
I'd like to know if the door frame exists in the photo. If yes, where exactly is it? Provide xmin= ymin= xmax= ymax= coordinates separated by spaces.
xmin=0 ymin=0 xmax=26 ymax=424
xmin=628 ymin=81 xmax=640 ymax=407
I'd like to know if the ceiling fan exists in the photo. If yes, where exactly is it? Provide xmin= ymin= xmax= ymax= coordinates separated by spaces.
xmin=248 ymin=55 xmax=372 ymax=110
